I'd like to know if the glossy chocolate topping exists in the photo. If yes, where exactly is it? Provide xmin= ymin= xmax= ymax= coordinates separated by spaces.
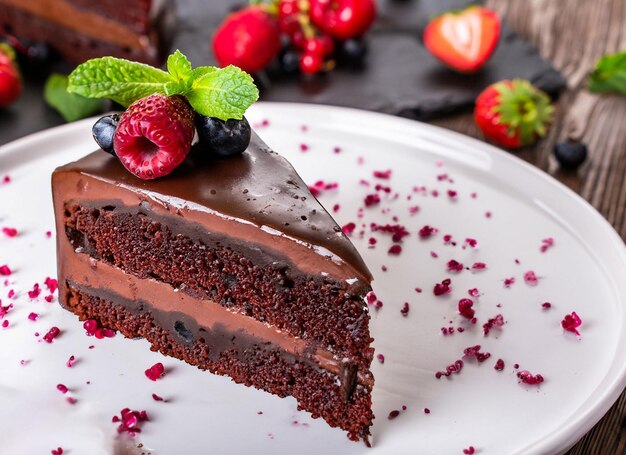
xmin=55 ymin=131 xmax=372 ymax=284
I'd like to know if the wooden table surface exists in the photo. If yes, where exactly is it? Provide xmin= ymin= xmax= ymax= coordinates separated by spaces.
xmin=433 ymin=0 xmax=626 ymax=453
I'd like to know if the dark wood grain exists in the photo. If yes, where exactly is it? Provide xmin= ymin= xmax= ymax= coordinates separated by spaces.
xmin=433 ymin=0 xmax=626 ymax=452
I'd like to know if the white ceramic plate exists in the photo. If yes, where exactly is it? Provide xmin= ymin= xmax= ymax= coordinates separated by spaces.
xmin=1 ymin=103 xmax=625 ymax=455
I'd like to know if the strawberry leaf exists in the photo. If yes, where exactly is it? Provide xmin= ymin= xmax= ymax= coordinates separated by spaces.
xmin=588 ymin=51 xmax=626 ymax=96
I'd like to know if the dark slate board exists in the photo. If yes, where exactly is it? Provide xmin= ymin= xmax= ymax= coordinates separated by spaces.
xmin=0 ymin=0 xmax=565 ymax=145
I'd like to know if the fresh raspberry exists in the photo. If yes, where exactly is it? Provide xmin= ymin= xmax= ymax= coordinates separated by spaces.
xmin=113 ymin=94 xmax=194 ymax=180
xmin=213 ymin=6 xmax=281 ymax=74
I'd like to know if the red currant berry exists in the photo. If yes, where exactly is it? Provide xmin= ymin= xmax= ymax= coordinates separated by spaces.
xmin=299 ymin=52 xmax=324 ymax=74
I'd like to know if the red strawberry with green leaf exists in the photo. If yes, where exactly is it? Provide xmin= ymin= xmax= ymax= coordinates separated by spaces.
xmin=0 ymin=43 xmax=22 ymax=108
xmin=424 ymin=6 xmax=501 ymax=73
xmin=474 ymin=79 xmax=554 ymax=149
xmin=213 ymin=5 xmax=281 ymax=74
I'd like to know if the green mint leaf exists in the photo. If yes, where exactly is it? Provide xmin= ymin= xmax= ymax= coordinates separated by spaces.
xmin=167 ymin=50 xmax=192 ymax=81
xmin=67 ymin=56 xmax=174 ymax=106
xmin=185 ymin=65 xmax=259 ymax=120
xmin=588 ymin=51 xmax=626 ymax=96
xmin=44 ymin=73 xmax=103 ymax=122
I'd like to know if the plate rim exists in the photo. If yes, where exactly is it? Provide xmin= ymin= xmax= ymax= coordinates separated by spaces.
xmin=1 ymin=101 xmax=625 ymax=455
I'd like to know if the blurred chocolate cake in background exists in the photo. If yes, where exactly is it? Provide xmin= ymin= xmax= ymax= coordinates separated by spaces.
xmin=0 ymin=0 xmax=175 ymax=65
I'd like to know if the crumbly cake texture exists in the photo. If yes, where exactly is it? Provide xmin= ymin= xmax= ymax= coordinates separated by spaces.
xmin=52 ymin=133 xmax=375 ymax=441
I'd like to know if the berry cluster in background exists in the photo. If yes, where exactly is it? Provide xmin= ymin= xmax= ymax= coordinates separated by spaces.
xmin=213 ymin=0 xmax=376 ymax=75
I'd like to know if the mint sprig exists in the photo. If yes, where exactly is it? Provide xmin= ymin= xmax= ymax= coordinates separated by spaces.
xmin=67 ymin=50 xmax=259 ymax=120
xmin=588 ymin=51 xmax=626 ymax=96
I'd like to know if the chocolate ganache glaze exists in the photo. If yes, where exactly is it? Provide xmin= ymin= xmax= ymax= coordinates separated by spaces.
xmin=54 ymin=130 xmax=371 ymax=286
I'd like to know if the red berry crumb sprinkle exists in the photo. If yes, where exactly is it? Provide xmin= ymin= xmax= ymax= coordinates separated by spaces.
xmin=43 ymin=327 xmax=61 ymax=343
xmin=112 ymin=408 xmax=149 ymax=436
xmin=463 ymin=345 xmax=491 ymax=363
xmin=51 ymin=448 xmax=64 ymax=455
xmin=377 ymin=354 xmax=385 ymax=364
xmin=388 ymin=410 xmax=401 ymax=420
xmin=400 ymin=302 xmax=410 ymax=317
xmin=468 ymin=288 xmax=480 ymax=297
xmin=517 ymin=370 xmax=544 ymax=385
xmin=66 ymin=355 xmax=76 ymax=368
xmin=458 ymin=299 xmax=475 ymax=319
xmin=418 ymin=225 xmax=438 ymax=238
xmin=524 ymin=270 xmax=539 ymax=286
xmin=152 ymin=393 xmax=165 ymax=402
xmin=494 ymin=358 xmax=505 ymax=371
xmin=27 ymin=312 xmax=38 ymax=321
xmin=483 ymin=314 xmax=505 ymax=336
xmin=373 ymin=169 xmax=392 ymax=179
xmin=342 ymin=222 xmax=356 ymax=236
xmin=424 ymin=408 xmax=431 ymax=414
xmin=504 ymin=277 xmax=515 ymax=288
xmin=471 ymin=262 xmax=487 ymax=271
xmin=56 ymin=384 xmax=68 ymax=394
xmin=542 ymin=302 xmax=552 ymax=309
xmin=364 ymin=194 xmax=381 ymax=207
xmin=540 ymin=237 xmax=555 ymax=253
xmin=388 ymin=244 xmax=402 ymax=255
xmin=433 ymin=278 xmax=452 ymax=296
xmin=145 ymin=362 xmax=165 ymax=381
xmin=561 ymin=311 xmax=582 ymax=336
xmin=435 ymin=359 xmax=464 ymax=379
xmin=463 ymin=447 xmax=475 ymax=455
xmin=44 ymin=277 xmax=58 ymax=293
xmin=0 ymin=265 xmax=11 ymax=276
xmin=2 ymin=227 xmax=18 ymax=237
xmin=28 ymin=283 xmax=41 ymax=299
xmin=447 ymin=259 xmax=464 ymax=272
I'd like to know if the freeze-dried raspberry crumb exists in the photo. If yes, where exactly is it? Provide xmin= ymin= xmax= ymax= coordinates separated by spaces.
xmin=458 ymin=299 xmax=475 ymax=319
xmin=435 ymin=359 xmax=464 ymax=378
xmin=373 ymin=169 xmax=392 ymax=179
xmin=2 ymin=175 xmax=10 ymax=184
xmin=368 ymin=237 xmax=377 ymax=246
xmin=145 ymin=362 xmax=165 ymax=381
xmin=430 ymin=251 xmax=439 ymax=258
xmin=540 ymin=237 xmax=554 ymax=253
xmin=28 ymin=283 xmax=41 ymax=299
xmin=43 ymin=327 xmax=61 ymax=343
xmin=28 ymin=312 xmax=38 ymax=321
xmin=468 ymin=288 xmax=480 ymax=297
xmin=433 ymin=278 xmax=452 ymax=296
xmin=112 ymin=408 xmax=149 ymax=436
xmin=388 ymin=245 xmax=402 ymax=255
xmin=485 ymin=211 xmax=492 ymax=218
xmin=370 ymin=223 xmax=410 ymax=242
xmin=542 ymin=302 xmax=552 ymax=309
xmin=333 ymin=146 xmax=341 ymax=154
xmin=1 ymin=320 xmax=9 ymax=328
xmin=46 ymin=231 xmax=52 ymax=238
xmin=2 ymin=227 xmax=18 ymax=237
xmin=388 ymin=410 xmax=400 ymax=420
xmin=44 ymin=295 xmax=54 ymax=303
xmin=503 ymin=277 xmax=515 ymax=288
xmin=83 ymin=319 xmax=98 ymax=336
xmin=415 ymin=287 xmax=422 ymax=293
xmin=299 ymin=143 xmax=309 ymax=152
xmin=67 ymin=355 xmax=76 ymax=368
xmin=377 ymin=354 xmax=385 ymax=364
xmin=400 ymin=302 xmax=409 ymax=317
xmin=471 ymin=262 xmax=487 ymax=271
xmin=56 ymin=384 xmax=68 ymax=394
xmin=365 ymin=291 xmax=377 ymax=305
xmin=342 ymin=222 xmax=356 ymax=235
xmin=447 ymin=259 xmax=464 ymax=272
xmin=51 ymin=448 xmax=63 ymax=455
xmin=465 ymin=238 xmax=478 ymax=248
xmin=524 ymin=270 xmax=539 ymax=286
xmin=364 ymin=194 xmax=381 ymax=207
xmin=494 ymin=359 xmax=505 ymax=371
xmin=409 ymin=205 xmax=420 ymax=215
xmin=0 ymin=265 xmax=12 ymax=276
xmin=483 ymin=314 xmax=505 ymax=336
xmin=0 ymin=303 xmax=13 ymax=319
xmin=152 ymin=393 xmax=165 ymax=402
xmin=463 ymin=447 xmax=475 ymax=454
xmin=561 ymin=312 xmax=582 ymax=336
xmin=332 ymin=204 xmax=340 ymax=213
xmin=517 ymin=370 xmax=544 ymax=385
xmin=424 ymin=408 xmax=430 ymax=414
xmin=44 ymin=277 xmax=58 ymax=293
xmin=418 ymin=225 xmax=438 ymax=238
xmin=463 ymin=345 xmax=491 ymax=363
xmin=447 ymin=190 xmax=458 ymax=199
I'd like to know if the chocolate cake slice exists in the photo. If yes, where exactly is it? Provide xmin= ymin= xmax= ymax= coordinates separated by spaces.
xmin=0 ymin=0 xmax=174 ymax=64
xmin=52 ymin=131 xmax=375 ymax=441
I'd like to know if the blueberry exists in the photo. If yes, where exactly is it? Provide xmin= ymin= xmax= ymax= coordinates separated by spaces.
xmin=194 ymin=115 xmax=251 ymax=157
xmin=279 ymin=49 xmax=301 ymax=75
xmin=92 ymin=114 xmax=121 ymax=155
xmin=554 ymin=139 xmax=587 ymax=170
xmin=340 ymin=38 xmax=368 ymax=64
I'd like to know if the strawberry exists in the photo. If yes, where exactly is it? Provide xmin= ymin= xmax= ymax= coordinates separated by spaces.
xmin=424 ymin=6 xmax=501 ymax=73
xmin=113 ymin=94 xmax=194 ymax=180
xmin=310 ymin=0 xmax=377 ymax=40
xmin=474 ymin=79 xmax=554 ymax=149
xmin=0 ymin=43 xmax=22 ymax=108
xmin=213 ymin=6 xmax=281 ymax=74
